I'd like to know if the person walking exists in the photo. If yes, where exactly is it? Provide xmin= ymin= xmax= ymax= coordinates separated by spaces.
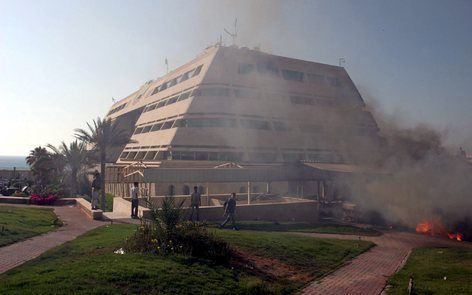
xmin=189 ymin=186 xmax=201 ymax=221
xmin=131 ymin=182 xmax=139 ymax=219
xmin=220 ymin=193 xmax=237 ymax=230
xmin=91 ymin=170 xmax=101 ymax=210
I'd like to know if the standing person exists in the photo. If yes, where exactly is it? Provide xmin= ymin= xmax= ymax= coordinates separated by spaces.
xmin=131 ymin=182 xmax=139 ymax=219
xmin=91 ymin=170 xmax=101 ymax=210
xmin=220 ymin=193 xmax=237 ymax=230
xmin=189 ymin=186 xmax=201 ymax=221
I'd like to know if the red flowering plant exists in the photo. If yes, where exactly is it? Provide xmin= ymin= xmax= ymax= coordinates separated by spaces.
xmin=29 ymin=194 xmax=57 ymax=205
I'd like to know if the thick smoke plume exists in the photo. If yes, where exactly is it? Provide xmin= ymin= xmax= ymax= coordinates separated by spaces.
xmin=344 ymin=98 xmax=472 ymax=228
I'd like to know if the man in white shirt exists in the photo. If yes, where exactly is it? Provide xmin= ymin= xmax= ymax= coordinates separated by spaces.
xmin=131 ymin=182 xmax=139 ymax=218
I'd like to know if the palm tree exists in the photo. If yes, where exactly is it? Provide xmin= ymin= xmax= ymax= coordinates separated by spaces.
xmin=47 ymin=141 xmax=90 ymax=195
xmin=26 ymin=146 xmax=53 ymax=190
xmin=74 ymin=117 xmax=132 ymax=210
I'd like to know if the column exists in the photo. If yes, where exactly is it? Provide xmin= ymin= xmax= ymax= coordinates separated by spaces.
xmin=247 ymin=181 xmax=251 ymax=204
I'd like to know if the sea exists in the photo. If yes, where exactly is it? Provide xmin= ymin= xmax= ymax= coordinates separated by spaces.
xmin=0 ymin=156 xmax=29 ymax=170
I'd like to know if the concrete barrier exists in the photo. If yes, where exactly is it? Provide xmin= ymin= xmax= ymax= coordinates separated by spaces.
xmin=113 ymin=197 xmax=147 ymax=218
xmin=0 ymin=196 xmax=77 ymax=206
xmin=140 ymin=198 xmax=318 ymax=223
xmin=75 ymin=198 xmax=103 ymax=220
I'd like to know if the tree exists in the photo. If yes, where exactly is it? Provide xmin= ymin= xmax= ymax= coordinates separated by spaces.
xmin=74 ymin=117 xmax=131 ymax=210
xmin=26 ymin=146 xmax=54 ymax=190
xmin=47 ymin=141 xmax=90 ymax=195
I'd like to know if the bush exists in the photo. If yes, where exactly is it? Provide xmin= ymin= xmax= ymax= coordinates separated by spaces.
xmin=124 ymin=197 xmax=231 ymax=264
xmin=31 ymin=183 xmax=68 ymax=198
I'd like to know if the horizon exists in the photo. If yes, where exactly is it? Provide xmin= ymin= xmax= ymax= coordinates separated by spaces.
xmin=1 ymin=0 xmax=471 ymax=156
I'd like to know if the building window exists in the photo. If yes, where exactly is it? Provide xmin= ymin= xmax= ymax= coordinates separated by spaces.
xmin=178 ymin=91 xmax=191 ymax=101
xmin=180 ymin=151 xmax=196 ymax=160
xmin=146 ymin=104 xmax=157 ymax=112
xmin=196 ymin=152 xmax=209 ymax=161
xmin=273 ymin=121 xmax=289 ymax=131
xmin=327 ymin=77 xmax=341 ymax=87
xmin=192 ymin=65 xmax=203 ymax=77
xmin=257 ymin=62 xmax=279 ymax=77
xmin=179 ymin=72 xmax=189 ymax=82
xmin=168 ymin=185 xmax=175 ymax=196
xmin=182 ymin=185 xmax=190 ymax=195
xmin=185 ymin=118 xmax=237 ymax=128
xmin=127 ymin=152 xmax=137 ymax=160
xmin=161 ymin=121 xmax=174 ymax=130
xmin=168 ymin=78 xmax=178 ymax=87
xmin=281 ymin=69 xmax=304 ymax=82
xmin=141 ymin=125 xmax=152 ymax=133
xmin=156 ymin=100 xmax=166 ymax=108
xmin=134 ymin=127 xmax=144 ymax=134
xmin=282 ymin=153 xmax=305 ymax=162
xmin=240 ymin=119 xmax=271 ymax=130
xmin=248 ymin=152 xmax=277 ymax=162
xmin=307 ymin=73 xmax=325 ymax=83
xmin=150 ymin=123 xmax=163 ymax=132
xmin=166 ymin=96 xmax=179 ymax=105
xmin=135 ymin=151 xmax=146 ymax=160
xmin=120 ymin=152 xmax=129 ymax=159
xmin=198 ymin=185 xmax=205 ymax=194
xmin=238 ymin=63 xmax=255 ymax=74
xmin=151 ymin=87 xmax=160 ymax=96
xmin=234 ymin=88 xmax=260 ymax=99
xmin=200 ymin=88 xmax=230 ymax=97
xmin=290 ymin=95 xmax=314 ymax=105
xmin=144 ymin=151 xmax=157 ymax=160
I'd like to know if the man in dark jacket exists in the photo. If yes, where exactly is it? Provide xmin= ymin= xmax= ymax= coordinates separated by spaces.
xmin=189 ymin=186 xmax=201 ymax=221
xmin=91 ymin=170 xmax=101 ymax=210
xmin=219 ymin=193 xmax=237 ymax=230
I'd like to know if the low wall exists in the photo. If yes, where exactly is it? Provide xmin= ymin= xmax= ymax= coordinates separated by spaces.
xmin=113 ymin=197 xmax=147 ymax=218
xmin=75 ymin=198 xmax=103 ymax=220
xmin=0 ymin=196 xmax=76 ymax=206
xmin=141 ymin=198 xmax=319 ymax=223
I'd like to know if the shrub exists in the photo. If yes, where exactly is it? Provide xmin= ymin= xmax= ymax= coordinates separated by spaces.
xmin=124 ymin=197 xmax=231 ymax=264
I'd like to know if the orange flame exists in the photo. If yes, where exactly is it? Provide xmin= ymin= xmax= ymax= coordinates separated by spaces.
xmin=416 ymin=220 xmax=462 ymax=242
xmin=447 ymin=233 xmax=463 ymax=241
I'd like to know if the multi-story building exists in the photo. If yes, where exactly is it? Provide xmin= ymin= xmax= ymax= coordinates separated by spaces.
xmin=103 ymin=45 xmax=380 ymax=198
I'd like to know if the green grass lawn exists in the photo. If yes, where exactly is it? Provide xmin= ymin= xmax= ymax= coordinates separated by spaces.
xmin=387 ymin=247 xmax=472 ymax=295
xmin=214 ymin=221 xmax=381 ymax=236
xmin=0 ymin=206 xmax=61 ymax=247
xmin=0 ymin=224 xmax=373 ymax=294
xmin=214 ymin=229 xmax=374 ymax=278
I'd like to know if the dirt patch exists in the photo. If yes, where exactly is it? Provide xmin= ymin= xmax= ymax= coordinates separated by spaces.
xmin=231 ymin=250 xmax=312 ymax=283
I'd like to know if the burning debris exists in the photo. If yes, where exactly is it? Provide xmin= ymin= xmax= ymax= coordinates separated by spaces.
xmin=340 ymin=103 xmax=472 ymax=241
xmin=415 ymin=220 xmax=463 ymax=241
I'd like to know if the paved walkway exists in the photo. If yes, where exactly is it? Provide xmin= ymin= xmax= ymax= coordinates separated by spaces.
xmin=300 ymin=231 xmax=472 ymax=295
xmin=0 ymin=204 xmax=104 ymax=274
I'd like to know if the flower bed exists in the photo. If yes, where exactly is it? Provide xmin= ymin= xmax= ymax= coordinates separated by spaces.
xmin=29 ymin=194 xmax=57 ymax=205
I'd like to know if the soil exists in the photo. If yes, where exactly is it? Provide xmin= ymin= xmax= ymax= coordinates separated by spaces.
xmin=231 ymin=250 xmax=312 ymax=283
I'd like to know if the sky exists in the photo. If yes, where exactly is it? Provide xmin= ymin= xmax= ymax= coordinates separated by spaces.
xmin=0 ymin=0 xmax=471 ymax=156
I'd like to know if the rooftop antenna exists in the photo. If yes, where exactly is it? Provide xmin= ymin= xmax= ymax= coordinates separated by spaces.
xmin=224 ymin=18 xmax=238 ymax=46
xmin=338 ymin=57 xmax=346 ymax=67
xmin=165 ymin=58 xmax=169 ymax=74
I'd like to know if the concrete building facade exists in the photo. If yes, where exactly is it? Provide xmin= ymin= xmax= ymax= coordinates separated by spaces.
xmin=103 ymin=45 xmax=380 ymax=200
